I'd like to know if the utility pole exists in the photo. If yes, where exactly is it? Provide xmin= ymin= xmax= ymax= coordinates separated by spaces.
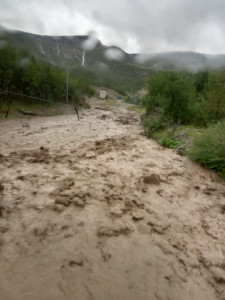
xmin=66 ymin=69 xmax=69 ymax=104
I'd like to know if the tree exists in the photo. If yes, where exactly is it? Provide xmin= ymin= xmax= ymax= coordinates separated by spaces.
xmin=144 ymin=71 xmax=193 ymax=123
xmin=206 ymin=70 xmax=225 ymax=121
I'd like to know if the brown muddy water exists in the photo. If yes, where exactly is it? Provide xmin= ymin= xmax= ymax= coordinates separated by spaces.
xmin=0 ymin=99 xmax=225 ymax=300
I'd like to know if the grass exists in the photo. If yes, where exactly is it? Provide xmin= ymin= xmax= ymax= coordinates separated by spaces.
xmin=188 ymin=120 xmax=225 ymax=179
xmin=102 ymin=99 xmax=118 ymax=107
xmin=126 ymin=105 xmax=145 ymax=114
xmin=0 ymin=98 xmax=74 ymax=119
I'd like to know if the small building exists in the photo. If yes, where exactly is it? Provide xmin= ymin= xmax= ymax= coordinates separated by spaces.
xmin=99 ymin=90 xmax=108 ymax=99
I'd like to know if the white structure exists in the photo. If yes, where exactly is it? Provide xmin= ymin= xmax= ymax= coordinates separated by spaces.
xmin=99 ymin=90 xmax=108 ymax=99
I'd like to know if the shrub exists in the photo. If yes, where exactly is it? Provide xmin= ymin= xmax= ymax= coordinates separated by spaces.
xmin=188 ymin=120 xmax=225 ymax=179
xmin=160 ymin=133 xmax=180 ymax=149
xmin=143 ymin=115 xmax=164 ymax=137
xmin=145 ymin=71 xmax=196 ymax=124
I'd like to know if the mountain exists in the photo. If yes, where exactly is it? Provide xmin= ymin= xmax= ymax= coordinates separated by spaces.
xmin=132 ymin=51 xmax=225 ymax=72
xmin=1 ymin=26 xmax=225 ymax=91
xmin=0 ymin=26 xmax=153 ymax=92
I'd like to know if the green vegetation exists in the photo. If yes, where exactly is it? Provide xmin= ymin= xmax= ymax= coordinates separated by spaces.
xmin=160 ymin=132 xmax=180 ymax=149
xmin=0 ymin=44 xmax=94 ymax=117
xmin=143 ymin=115 xmax=165 ymax=138
xmin=142 ymin=70 xmax=225 ymax=178
xmin=126 ymin=105 xmax=145 ymax=114
xmin=188 ymin=120 xmax=225 ymax=179
xmin=0 ymin=98 xmax=74 ymax=119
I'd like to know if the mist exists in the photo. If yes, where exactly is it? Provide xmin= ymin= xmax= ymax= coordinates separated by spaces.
xmin=1 ymin=0 xmax=225 ymax=55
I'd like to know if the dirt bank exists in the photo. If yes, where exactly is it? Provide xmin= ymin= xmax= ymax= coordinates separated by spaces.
xmin=0 ymin=99 xmax=225 ymax=300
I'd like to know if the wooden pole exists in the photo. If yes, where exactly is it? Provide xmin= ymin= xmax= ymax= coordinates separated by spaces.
xmin=5 ymin=97 xmax=12 ymax=118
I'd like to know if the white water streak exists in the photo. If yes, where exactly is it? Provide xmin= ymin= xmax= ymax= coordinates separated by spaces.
xmin=82 ymin=50 xmax=85 ymax=66
xmin=56 ymin=43 xmax=60 ymax=56
xmin=39 ymin=44 xmax=45 ymax=55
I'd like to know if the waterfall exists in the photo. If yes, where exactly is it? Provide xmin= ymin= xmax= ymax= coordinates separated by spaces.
xmin=82 ymin=50 xmax=85 ymax=66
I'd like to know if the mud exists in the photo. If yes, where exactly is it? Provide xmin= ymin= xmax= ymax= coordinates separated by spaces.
xmin=0 ymin=98 xmax=225 ymax=300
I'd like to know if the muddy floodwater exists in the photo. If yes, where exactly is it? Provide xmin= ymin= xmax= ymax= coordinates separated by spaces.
xmin=0 ymin=99 xmax=225 ymax=300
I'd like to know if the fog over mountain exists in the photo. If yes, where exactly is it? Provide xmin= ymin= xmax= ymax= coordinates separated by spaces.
xmin=1 ymin=0 xmax=225 ymax=54
xmin=1 ymin=26 xmax=225 ymax=74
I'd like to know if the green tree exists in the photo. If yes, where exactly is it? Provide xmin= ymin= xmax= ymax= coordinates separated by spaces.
xmin=206 ymin=70 xmax=225 ymax=121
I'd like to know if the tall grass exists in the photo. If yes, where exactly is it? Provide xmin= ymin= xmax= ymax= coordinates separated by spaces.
xmin=188 ymin=120 xmax=225 ymax=178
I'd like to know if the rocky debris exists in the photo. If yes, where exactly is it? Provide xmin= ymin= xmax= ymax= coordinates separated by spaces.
xmin=72 ymin=197 xmax=86 ymax=208
xmin=147 ymin=219 xmax=170 ymax=235
xmin=0 ymin=154 xmax=6 ymax=163
xmin=0 ymin=225 xmax=9 ymax=233
xmin=210 ymin=266 xmax=225 ymax=284
xmin=167 ymin=171 xmax=183 ymax=177
xmin=62 ymin=256 xmax=84 ymax=268
xmin=55 ymin=198 xmax=70 ymax=207
xmin=33 ymin=223 xmax=48 ymax=237
xmin=0 ymin=183 xmax=4 ymax=193
xmin=53 ymin=204 xmax=65 ymax=212
xmin=99 ymin=114 xmax=111 ymax=120
xmin=97 ymin=224 xmax=133 ymax=238
xmin=110 ymin=207 xmax=124 ymax=218
xmin=5 ymin=148 xmax=51 ymax=164
xmin=93 ymin=136 xmax=134 ymax=155
xmin=85 ymin=152 xmax=96 ymax=159
xmin=95 ymin=106 xmax=110 ymax=111
xmin=51 ymin=180 xmax=88 ymax=209
xmin=132 ymin=212 xmax=144 ymax=221
xmin=143 ymin=174 xmax=161 ymax=185
xmin=220 ymin=204 xmax=225 ymax=214
xmin=22 ymin=122 xmax=30 ymax=128
xmin=115 ymin=114 xmax=139 ymax=125
xmin=0 ymin=236 xmax=4 ymax=247
xmin=68 ymin=257 xmax=84 ymax=267
xmin=0 ymin=205 xmax=7 ymax=218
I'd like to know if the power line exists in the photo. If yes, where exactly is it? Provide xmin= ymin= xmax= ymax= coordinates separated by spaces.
xmin=0 ymin=89 xmax=73 ymax=106
xmin=0 ymin=89 xmax=54 ymax=104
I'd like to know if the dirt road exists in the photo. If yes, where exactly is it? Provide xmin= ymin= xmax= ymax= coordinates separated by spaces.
xmin=0 ymin=99 xmax=225 ymax=300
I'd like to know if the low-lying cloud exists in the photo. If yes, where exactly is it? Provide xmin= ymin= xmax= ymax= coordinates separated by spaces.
xmin=1 ymin=0 xmax=225 ymax=54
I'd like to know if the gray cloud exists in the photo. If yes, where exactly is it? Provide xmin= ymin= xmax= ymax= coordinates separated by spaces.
xmin=0 ymin=0 xmax=225 ymax=54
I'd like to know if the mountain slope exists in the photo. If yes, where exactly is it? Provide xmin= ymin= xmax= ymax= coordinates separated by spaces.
xmin=132 ymin=51 xmax=225 ymax=72
xmin=1 ymin=26 xmax=225 ymax=92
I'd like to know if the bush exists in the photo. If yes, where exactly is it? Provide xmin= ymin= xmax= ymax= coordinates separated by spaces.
xmin=144 ymin=71 xmax=194 ymax=123
xmin=160 ymin=133 xmax=180 ymax=149
xmin=143 ymin=115 xmax=165 ymax=137
xmin=188 ymin=120 xmax=225 ymax=179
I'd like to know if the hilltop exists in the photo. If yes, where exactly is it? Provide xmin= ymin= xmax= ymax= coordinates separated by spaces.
xmin=1 ymin=26 xmax=225 ymax=92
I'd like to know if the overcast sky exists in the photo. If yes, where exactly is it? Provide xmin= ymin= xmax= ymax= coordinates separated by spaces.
xmin=0 ymin=0 xmax=225 ymax=54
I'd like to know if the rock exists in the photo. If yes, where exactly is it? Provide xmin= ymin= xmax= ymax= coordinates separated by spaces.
xmin=33 ymin=224 xmax=48 ymax=237
xmin=132 ymin=212 xmax=144 ymax=221
xmin=72 ymin=198 xmax=86 ymax=208
xmin=220 ymin=204 xmax=225 ymax=214
xmin=25 ymin=203 xmax=40 ymax=210
xmin=59 ymin=190 xmax=74 ymax=198
xmin=147 ymin=220 xmax=169 ymax=234
xmin=210 ymin=266 xmax=225 ymax=284
xmin=0 ymin=236 xmax=4 ymax=247
xmin=110 ymin=207 xmax=124 ymax=218
xmin=68 ymin=256 xmax=83 ymax=267
xmin=97 ymin=225 xmax=133 ymax=237
xmin=61 ymin=225 xmax=69 ymax=230
xmin=55 ymin=198 xmax=70 ymax=207
xmin=85 ymin=152 xmax=96 ymax=159
xmin=53 ymin=204 xmax=65 ymax=212
xmin=0 ymin=183 xmax=4 ymax=193
xmin=143 ymin=174 xmax=161 ymax=185
xmin=0 ymin=225 xmax=9 ymax=233
xmin=0 ymin=205 xmax=6 ymax=218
